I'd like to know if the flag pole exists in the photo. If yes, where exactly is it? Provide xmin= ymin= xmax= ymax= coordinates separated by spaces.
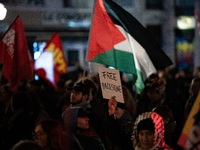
xmin=82 ymin=0 xmax=97 ymax=81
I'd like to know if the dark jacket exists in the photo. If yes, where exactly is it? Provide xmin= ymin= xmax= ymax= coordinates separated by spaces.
xmin=62 ymin=107 xmax=105 ymax=150
xmin=5 ymin=109 xmax=35 ymax=150
xmin=106 ymin=111 xmax=134 ymax=150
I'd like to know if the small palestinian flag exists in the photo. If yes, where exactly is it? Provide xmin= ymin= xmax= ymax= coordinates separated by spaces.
xmin=87 ymin=0 xmax=172 ymax=94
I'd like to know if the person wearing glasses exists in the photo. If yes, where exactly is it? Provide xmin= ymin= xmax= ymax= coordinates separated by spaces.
xmin=33 ymin=120 xmax=63 ymax=150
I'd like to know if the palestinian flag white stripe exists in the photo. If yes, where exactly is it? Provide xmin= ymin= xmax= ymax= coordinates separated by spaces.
xmin=115 ymin=25 xmax=156 ymax=93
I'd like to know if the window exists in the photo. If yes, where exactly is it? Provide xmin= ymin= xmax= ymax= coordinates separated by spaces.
xmin=112 ymin=0 xmax=133 ymax=7
xmin=175 ymin=0 xmax=195 ymax=16
xmin=68 ymin=50 xmax=79 ymax=66
xmin=63 ymin=0 xmax=88 ymax=8
xmin=0 ymin=0 xmax=45 ymax=6
xmin=146 ymin=0 xmax=163 ymax=10
xmin=176 ymin=0 xmax=194 ymax=7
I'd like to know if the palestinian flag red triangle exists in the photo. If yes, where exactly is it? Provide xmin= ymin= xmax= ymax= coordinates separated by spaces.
xmin=88 ymin=0 xmax=126 ymax=60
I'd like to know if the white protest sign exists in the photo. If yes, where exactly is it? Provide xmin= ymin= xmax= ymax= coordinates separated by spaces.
xmin=98 ymin=67 xmax=124 ymax=103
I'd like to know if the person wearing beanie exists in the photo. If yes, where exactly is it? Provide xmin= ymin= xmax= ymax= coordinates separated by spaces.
xmin=137 ymin=118 xmax=155 ymax=134
xmin=62 ymin=107 xmax=106 ymax=150
xmin=68 ymin=81 xmax=90 ymax=108
xmin=76 ymin=78 xmax=108 ymax=150
xmin=106 ymin=96 xmax=134 ymax=150
xmin=132 ymin=112 xmax=173 ymax=150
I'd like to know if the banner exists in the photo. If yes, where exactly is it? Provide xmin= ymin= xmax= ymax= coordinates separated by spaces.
xmin=0 ymin=16 xmax=33 ymax=91
xmin=35 ymin=33 xmax=67 ymax=87
xmin=98 ymin=67 xmax=124 ymax=103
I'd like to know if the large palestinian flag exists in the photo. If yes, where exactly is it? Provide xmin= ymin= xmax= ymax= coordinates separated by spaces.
xmin=87 ymin=0 xmax=172 ymax=94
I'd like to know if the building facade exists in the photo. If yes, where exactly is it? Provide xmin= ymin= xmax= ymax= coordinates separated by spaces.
xmin=0 ymin=0 xmax=198 ymax=74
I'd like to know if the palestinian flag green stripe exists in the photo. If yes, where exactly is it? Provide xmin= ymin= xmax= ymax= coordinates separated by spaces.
xmin=90 ymin=48 xmax=136 ymax=74
xmin=135 ymin=69 xmax=145 ymax=94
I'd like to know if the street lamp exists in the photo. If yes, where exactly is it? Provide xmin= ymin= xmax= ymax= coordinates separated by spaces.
xmin=0 ymin=3 xmax=7 ymax=20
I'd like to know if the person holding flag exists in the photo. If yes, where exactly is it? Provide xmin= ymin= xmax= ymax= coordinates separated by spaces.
xmin=87 ymin=0 xmax=172 ymax=94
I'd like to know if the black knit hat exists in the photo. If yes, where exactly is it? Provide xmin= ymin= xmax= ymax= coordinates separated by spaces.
xmin=138 ymin=118 xmax=155 ymax=133
xmin=68 ymin=82 xmax=89 ymax=95
xmin=77 ymin=108 xmax=87 ymax=118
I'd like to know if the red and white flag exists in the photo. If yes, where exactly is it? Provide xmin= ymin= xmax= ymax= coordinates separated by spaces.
xmin=0 ymin=16 xmax=33 ymax=91
xmin=35 ymin=33 xmax=68 ymax=88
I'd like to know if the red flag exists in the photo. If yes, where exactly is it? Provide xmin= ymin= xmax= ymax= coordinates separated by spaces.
xmin=35 ymin=33 xmax=67 ymax=88
xmin=0 ymin=16 xmax=33 ymax=91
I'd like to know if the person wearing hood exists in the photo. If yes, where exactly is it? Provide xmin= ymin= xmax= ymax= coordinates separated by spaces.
xmin=62 ymin=107 xmax=105 ymax=150
xmin=106 ymin=96 xmax=134 ymax=150
xmin=152 ymin=105 xmax=176 ymax=148
xmin=132 ymin=112 xmax=173 ymax=150
xmin=67 ymin=80 xmax=107 ymax=147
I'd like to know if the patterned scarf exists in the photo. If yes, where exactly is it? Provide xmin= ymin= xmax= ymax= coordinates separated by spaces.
xmin=132 ymin=112 xmax=173 ymax=150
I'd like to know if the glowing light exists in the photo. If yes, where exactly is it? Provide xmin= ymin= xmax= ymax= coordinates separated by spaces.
xmin=177 ymin=16 xmax=195 ymax=29
xmin=0 ymin=3 xmax=7 ymax=20
xmin=34 ymin=52 xmax=41 ymax=60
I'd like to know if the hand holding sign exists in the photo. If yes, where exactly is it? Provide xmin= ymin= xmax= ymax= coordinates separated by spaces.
xmin=108 ymin=96 xmax=117 ymax=115
xmin=98 ymin=67 xmax=124 ymax=103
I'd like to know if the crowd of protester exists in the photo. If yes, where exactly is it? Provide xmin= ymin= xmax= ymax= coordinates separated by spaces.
xmin=0 ymin=65 xmax=200 ymax=150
